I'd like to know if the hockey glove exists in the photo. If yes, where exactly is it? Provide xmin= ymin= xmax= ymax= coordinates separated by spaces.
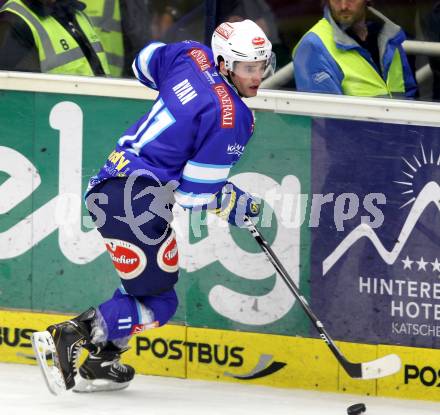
xmin=209 ymin=182 xmax=260 ymax=227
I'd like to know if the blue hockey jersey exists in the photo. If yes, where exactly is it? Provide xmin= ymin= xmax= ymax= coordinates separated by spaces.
xmin=88 ymin=41 xmax=255 ymax=208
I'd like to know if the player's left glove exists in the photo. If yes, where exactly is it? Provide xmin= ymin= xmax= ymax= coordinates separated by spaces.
xmin=209 ymin=182 xmax=260 ymax=227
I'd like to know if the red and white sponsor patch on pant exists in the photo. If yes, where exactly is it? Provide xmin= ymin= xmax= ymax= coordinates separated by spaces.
xmin=157 ymin=232 xmax=179 ymax=273
xmin=104 ymin=239 xmax=147 ymax=280
xmin=130 ymin=321 xmax=159 ymax=335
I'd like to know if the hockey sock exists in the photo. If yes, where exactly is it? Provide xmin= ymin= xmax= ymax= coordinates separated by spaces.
xmin=96 ymin=286 xmax=178 ymax=342
xmin=97 ymin=287 xmax=156 ymax=341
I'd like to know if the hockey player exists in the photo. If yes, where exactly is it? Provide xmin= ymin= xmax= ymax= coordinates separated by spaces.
xmin=32 ymin=19 xmax=275 ymax=395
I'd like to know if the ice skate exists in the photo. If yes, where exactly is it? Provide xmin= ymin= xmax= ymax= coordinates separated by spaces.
xmin=73 ymin=343 xmax=135 ymax=393
xmin=31 ymin=308 xmax=95 ymax=395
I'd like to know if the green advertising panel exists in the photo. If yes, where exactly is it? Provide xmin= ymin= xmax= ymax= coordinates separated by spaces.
xmin=181 ymin=111 xmax=312 ymax=335
xmin=0 ymin=91 xmax=34 ymax=310
xmin=0 ymin=91 xmax=312 ymax=337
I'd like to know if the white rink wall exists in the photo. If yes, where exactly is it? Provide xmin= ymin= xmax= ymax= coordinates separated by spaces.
xmin=1 ymin=70 xmax=440 ymax=127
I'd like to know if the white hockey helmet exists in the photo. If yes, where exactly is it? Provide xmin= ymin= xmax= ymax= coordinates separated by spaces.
xmin=211 ymin=19 xmax=274 ymax=77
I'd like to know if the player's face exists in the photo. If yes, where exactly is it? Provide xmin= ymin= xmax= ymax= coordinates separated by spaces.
xmin=328 ymin=0 xmax=367 ymax=27
xmin=230 ymin=61 xmax=266 ymax=98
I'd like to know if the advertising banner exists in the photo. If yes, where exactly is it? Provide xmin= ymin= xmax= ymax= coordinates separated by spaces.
xmin=4 ymin=308 xmax=440 ymax=401
xmin=0 ymin=90 xmax=311 ymax=337
xmin=311 ymin=118 xmax=440 ymax=348
xmin=0 ymin=91 xmax=146 ymax=313
xmin=2 ymin=90 xmax=439 ymax=350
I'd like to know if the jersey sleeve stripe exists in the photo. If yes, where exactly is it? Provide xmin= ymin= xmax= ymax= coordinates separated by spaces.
xmin=187 ymin=160 xmax=232 ymax=169
xmin=182 ymin=162 xmax=230 ymax=183
xmin=181 ymin=175 xmax=225 ymax=184
xmin=174 ymin=189 xmax=216 ymax=208
xmin=134 ymin=42 xmax=165 ymax=87
xmin=133 ymin=60 xmax=156 ymax=89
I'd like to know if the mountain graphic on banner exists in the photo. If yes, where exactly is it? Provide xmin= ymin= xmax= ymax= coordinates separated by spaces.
xmin=323 ymin=181 xmax=440 ymax=275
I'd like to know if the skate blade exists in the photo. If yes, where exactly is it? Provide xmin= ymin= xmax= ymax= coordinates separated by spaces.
xmin=73 ymin=377 xmax=130 ymax=393
xmin=31 ymin=331 xmax=67 ymax=396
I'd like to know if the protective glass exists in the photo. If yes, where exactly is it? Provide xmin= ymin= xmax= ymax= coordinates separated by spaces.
xmin=232 ymin=52 xmax=276 ymax=80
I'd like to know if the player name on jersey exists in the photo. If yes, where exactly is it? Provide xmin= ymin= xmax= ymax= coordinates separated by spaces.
xmin=173 ymin=79 xmax=198 ymax=105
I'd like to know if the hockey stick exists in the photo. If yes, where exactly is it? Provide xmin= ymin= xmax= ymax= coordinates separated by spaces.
xmin=244 ymin=216 xmax=401 ymax=379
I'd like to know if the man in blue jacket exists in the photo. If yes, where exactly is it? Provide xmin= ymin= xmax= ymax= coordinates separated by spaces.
xmin=293 ymin=0 xmax=417 ymax=98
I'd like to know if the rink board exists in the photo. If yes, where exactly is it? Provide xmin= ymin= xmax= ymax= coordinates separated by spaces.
xmin=1 ymin=88 xmax=439 ymax=349
xmin=1 ymin=76 xmax=440 ymax=405
xmin=1 ymin=309 xmax=439 ymax=402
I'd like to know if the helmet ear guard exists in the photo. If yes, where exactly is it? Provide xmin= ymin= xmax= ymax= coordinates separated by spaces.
xmin=211 ymin=20 xmax=274 ymax=77
xmin=263 ymin=51 xmax=276 ymax=78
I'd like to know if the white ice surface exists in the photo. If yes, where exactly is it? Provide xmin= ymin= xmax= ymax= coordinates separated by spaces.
xmin=1 ymin=362 xmax=440 ymax=415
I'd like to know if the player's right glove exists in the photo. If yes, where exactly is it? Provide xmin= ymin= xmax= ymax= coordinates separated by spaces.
xmin=208 ymin=182 xmax=260 ymax=227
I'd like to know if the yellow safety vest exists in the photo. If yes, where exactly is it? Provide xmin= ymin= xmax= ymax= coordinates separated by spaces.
xmin=1 ymin=0 xmax=110 ymax=76
xmin=83 ymin=0 xmax=124 ymax=77
xmin=302 ymin=18 xmax=405 ymax=97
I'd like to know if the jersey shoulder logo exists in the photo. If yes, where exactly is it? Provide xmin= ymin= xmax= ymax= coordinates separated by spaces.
xmin=188 ymin=48 xmax=211 ymax=72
